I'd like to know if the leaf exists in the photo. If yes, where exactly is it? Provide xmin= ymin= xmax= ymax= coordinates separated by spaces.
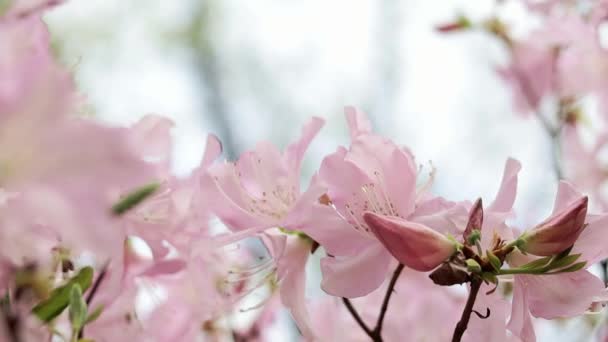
xmin=554 ymin=245 xmax=574 ymax=261
xmin=32 ymin=267 xmax=94 ymax=322
xmin=69 ymin=284 xmax=87 ymax=332
xmin=111 ymin=182 xmax=159 ymax=215
xmin=84 ymin=304 xmax=104 ymax=325
xmin=546 ymin=253 xmax=581 ymax=271
xmin=481 ymin=272 xmax=498 ymax=284
xmin=519 ymin=256 xmax=552 ymax=270
xmin=549 ymin=261 xmax=587 ymax=274
xmin=465 ymin=259 xmax=482 ymax=273
xmin=429 ymin=260 xmax=470 ymax=286
xmin=486 ymin=251 xmax=501 ymax=271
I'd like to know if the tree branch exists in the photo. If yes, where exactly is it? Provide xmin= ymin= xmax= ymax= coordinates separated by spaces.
xmin=342 ymin=297 xmax=374 ymax=339
xmin=373 ymin=263 xmax=404 ymax=337
xmin=451 ymin=278 xmax=482 ymax=342
xmin=342 ymin=263 xmax=405 ymax=342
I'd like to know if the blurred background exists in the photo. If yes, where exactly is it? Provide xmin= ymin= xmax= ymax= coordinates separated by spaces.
xmin=43 ymin=1 xmax=591 ymax=340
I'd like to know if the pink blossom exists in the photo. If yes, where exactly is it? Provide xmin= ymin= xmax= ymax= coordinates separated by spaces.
xmin=363 ymin=212 xmax=458 ymax=271
xmin=265 ymin=234 xmax=316 ymax=340
xmin=497 ymin=41 xmax=557 ymax=115
xmin=204 ymin=117 xmax=324 ymax=233
xmin=1 ymin=0 xmax=64 ymax=20
xmin=561 ymin=124 xmax=608 ymax=210
xmin=519 ymin=196 xmax=588 ymax=256
xmin=507 ymin=181 xmax=608 ymax=339
xmin=294 ymin=107 xmax=466 ymax=297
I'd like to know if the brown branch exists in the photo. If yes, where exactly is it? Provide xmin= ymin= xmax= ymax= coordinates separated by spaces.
xmin=451 ymin=278 xmax=483 ymax=342
xmin=342 ymin=263 xmax=405 ymax=342
xmin=342 ymin=298 xmax=374 ymax=339
xmin=373 ymin=263 xmax=404 ymax=338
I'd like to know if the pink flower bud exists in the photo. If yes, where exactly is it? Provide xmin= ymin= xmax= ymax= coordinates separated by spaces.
xmin=363 ymin=212 xmax=458 ymax=272
xmin=435 ymin=16 xmax=472 ymax=33
xmin=520 ymin=196 xmax=588 ymax=256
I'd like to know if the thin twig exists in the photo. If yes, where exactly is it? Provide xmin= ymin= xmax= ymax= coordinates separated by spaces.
xmin=342 ymin=298 xmax=374 ymax=339
xmin=451 ymin=278 xmax=483 ymax=342
xmin=373 ymin=263 xmax=405 ymax=337
xmin=342 ymin=263 xmax=405 ymax=342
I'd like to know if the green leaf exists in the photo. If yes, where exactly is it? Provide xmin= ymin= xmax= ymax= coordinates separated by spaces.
xmin=111 ymin=182 xmax=159 ymax=215
xmin=519 ymin=256 xmax=552 ymax=271
xmin=466 ymin=229 xmax=481 ymax=246
xmin=32 ymin=267 xmax=94 ymax=322
xmin=486 ymin=251 xmax=501 ymax=271
xmin=481 ymin=272 xmax=498 ymax=284
xmin=554 ymin=245 xmax=574 ymax=261
xmin=0 ymin=0 xmax=12 ymax=16
xmin=84 ymin=304 xmax=104 ymax=325
xmin=69 ymin=285 xmax=87 ymax=332
xmin=465 ymin=259 xmax=482 ymax=273
xmin=548 ymin=261 xmax=587 ymax=274
xmin=545 ymin=253 xmax=581 ymax=271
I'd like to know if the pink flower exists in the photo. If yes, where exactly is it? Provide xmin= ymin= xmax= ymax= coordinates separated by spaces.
xmin=363 ymin=212 xmax=458 ymax=271
xmin=266 ymin=234 xmax=316 ymax=340
xmin=561 ymin=124 xmax=608 ymax=210
xmin=519 ymin=196 xmax=588 ymax=256
xmin=204 ymin=117 xmax=324 ymax=234
xmin=293 ymin=107 xmax=466 ymax=297
xmin=507 ymin=182 xmax=608 ymax=339
xmin=497 ymin=41 xmax=557 ymax=115
xmin=1 ymin=0 xmax=64 ymax=20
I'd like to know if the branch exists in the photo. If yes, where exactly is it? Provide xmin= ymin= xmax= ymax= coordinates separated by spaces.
xmin=451 ymin=278 xmax=482 ymax=342
xmin=373 ymin=263 xmax=404 ymax=337
xmin=342 ymin=298 xmax=374 ymax=339
xmin=342 ymin=263 xmax=405 ymax=342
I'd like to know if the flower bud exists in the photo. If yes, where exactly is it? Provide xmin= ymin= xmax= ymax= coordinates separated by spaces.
xmin=436 ymin=15 xmax=472 ymax=33
xmin=363 ymin=212 xmax=458 ymax=272
xmin=519 ymin=196 xmax=588 ymax=256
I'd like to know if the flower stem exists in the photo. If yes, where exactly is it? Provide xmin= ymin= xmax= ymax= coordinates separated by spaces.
xmin=342 ymin=298 xmax=374 ymax=338
xmin=451 ymin=278 xmax=482 ymax=342
xmin=373 ymin=263 xmax=404 ymax=337
xmin=342 ymin=263 xmax=404 ymax=342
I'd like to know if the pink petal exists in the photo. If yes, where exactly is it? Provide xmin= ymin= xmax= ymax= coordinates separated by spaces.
xmin=522 ymin=270 xmax=604 ymax=318
xmin=508 ymin=277 xmax=537 ymax=342
xmin=344 ymin=106 xmax=372 ymax=139
xmin=129 ymin=114 xmax=174 ymax=161
xmin=551 ymin=181 xmax=583 ymax=215
xmin=320 ymin=243 xmax=391 ymax=298
xmin=489 ymin=158 xmax=522 ymax=213
xmin=318 ymin=146 xmax=370 ymax=209
xmin=277 ymin=237 xmax=315 ymax=340
xmin=200 ymin=134 xmax=222 ymax=169
xmin=285 ymin=116 xmax=325 ymax=181
xmin=284 ymin=177 xmax=370 ymax=256
xmin=573 ymin=213 xmax=608 ymax=264
xmin=347 ymin=134 xmax=418 ymax=218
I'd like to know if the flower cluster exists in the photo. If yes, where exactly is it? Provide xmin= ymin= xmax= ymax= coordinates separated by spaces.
xmin=2 ymin=1 xmax=608 ymax=342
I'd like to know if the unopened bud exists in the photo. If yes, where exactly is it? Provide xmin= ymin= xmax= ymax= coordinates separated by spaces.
xmin=519 ymin=196 xmax=588 ymax=256
xmin=363 ymin=212 xmax=458 ymax=272
xmin=436 ymin=15 xmax=472 ymax=33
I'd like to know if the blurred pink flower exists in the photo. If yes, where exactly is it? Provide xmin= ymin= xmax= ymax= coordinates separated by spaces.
xmin=204 ymin=117 xmax=324 ymax=234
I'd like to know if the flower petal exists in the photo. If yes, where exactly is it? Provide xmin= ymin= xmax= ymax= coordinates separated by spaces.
xmin=320 ymin=243 xmax=391 ymax=298
xmin=488 ymin=158 xmax=522 ymax=213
